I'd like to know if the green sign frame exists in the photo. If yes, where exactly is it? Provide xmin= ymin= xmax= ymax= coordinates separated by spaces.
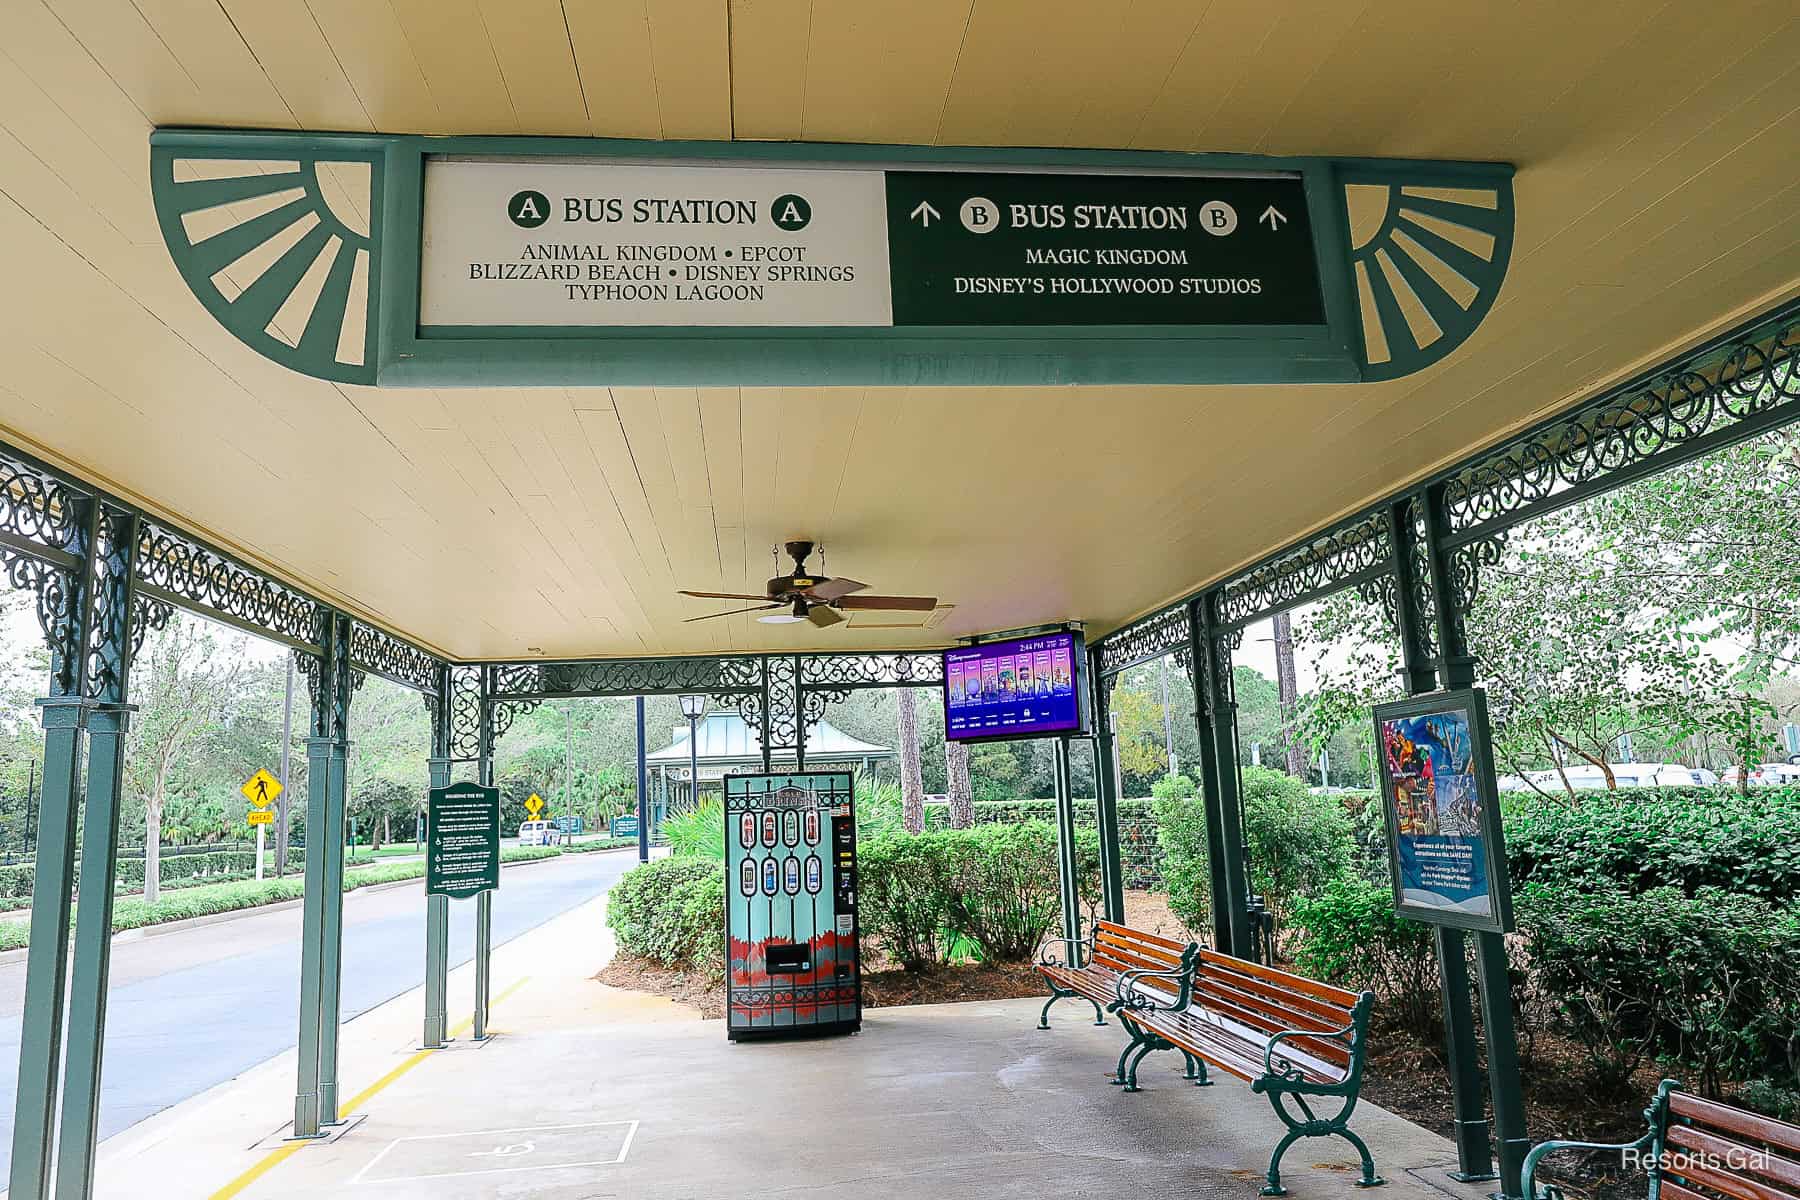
xmin=426 ymin=781 xmax=500 ymax=901
xmin=150 ymin=128 xmax=1513 ymax=387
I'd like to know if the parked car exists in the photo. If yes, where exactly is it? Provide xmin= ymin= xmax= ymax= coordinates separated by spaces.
xmin=517 ymin=819 xmax=553 ymax=846
xmin=1722 ymin=763 xmax=1800 ymax=788
xmin=1519 ymin=763 xmax=1713 ymax=791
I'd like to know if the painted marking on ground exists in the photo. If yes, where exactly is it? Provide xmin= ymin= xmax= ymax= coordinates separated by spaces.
xmin=350 ymin=1120 xmax=638 ymax=1185
xmin=206 ymin=976 xmax=532 ymax=1200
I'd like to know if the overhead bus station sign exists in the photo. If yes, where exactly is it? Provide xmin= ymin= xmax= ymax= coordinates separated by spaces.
xmin=151 ymin=130 xmax=1515 ymax=386
xmin=419 ymin=160 xmax=1323 ymax=331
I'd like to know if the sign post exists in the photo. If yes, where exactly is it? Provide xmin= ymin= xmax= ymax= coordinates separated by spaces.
xmin=241 ymin=769 xmax=283 ymax=882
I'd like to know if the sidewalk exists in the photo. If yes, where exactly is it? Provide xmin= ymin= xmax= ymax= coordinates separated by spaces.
xmin=87 ymin=885 xmax=1487 ymax=1200
xmin=86 ymin=877 xmax=689 ymax=1200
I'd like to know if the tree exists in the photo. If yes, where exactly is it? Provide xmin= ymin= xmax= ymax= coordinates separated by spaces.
xmin=896 ymin=687 xmax=924 ymax=833
xmin=946 ymin=739 xmax=973 ymax=827
xmin=1271 ymin=610 xmax=1306 ymax=776
xmin=125 ymin=616 xmax=244 ymax=901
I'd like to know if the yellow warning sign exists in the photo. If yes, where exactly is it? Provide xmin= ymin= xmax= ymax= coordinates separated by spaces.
xmin=246 ymin=810 xmax=275 ymax=825
xmin=241 ymin=769 xmax=282 ymax=809
xmin=524 ymin=793 xmax=545 ymax=818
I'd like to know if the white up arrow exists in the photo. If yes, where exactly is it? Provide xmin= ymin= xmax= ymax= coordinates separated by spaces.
xmin=910 ymin=200 xmax=941 ymax=227
xmin=1259 ymin=205 xmax=1288 ymax=231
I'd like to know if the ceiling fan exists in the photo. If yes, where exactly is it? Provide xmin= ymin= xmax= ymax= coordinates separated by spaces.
xmin=679 ymin=541 xmax=937 ymax=629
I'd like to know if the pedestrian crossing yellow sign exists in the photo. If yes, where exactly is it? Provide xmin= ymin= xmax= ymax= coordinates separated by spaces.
xmin=524 ymin=793 xmax=545 ymax=818
xmin=241 ymin=769 xmax=281 ymax=809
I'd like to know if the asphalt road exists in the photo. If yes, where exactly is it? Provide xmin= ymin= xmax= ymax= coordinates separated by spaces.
xmin=0 ymin=849 xmax=636 ymax=1178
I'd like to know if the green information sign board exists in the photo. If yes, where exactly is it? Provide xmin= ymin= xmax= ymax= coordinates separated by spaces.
xmin=426 ymin=782 xmax=500 ymax=901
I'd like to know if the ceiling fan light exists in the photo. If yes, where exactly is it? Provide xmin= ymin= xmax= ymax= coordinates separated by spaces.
xmin=757 ymin=612 xmax=805 ymax=624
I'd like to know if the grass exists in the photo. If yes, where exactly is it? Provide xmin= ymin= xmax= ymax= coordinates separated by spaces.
xmin=0 ymin=840 xmax=635 ymax=952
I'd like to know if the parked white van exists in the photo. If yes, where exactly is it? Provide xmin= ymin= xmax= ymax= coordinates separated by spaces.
xmin=517 ymin=820 xmax=553 ymax=846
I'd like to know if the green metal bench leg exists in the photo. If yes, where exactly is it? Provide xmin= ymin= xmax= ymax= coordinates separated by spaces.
xmin=1337 ymin=1127 xmax=1385 ymax=1188
xmin=1121 ymin=1040 xmax=1157 ymax=1092
xmin=1182 ymin=1050 xmax=1213 ymax=1087
xmin=1037 ymin=986 xmax=1067 ymax=1029
xmin=1262 ymin=1126 xmax=1306 ymax=1196
xmin=1089 ymin=997 xmax=1106 ymax=1026
xmin=1110 ymin=1035 xmax=1139 ymax=1084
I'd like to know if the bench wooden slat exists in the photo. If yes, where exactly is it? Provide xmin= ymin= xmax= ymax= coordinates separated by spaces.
xmin=1198 ymin=948 xmax=1362 ymax=1009
xmin=1093 ymin=945 xmax=1178 ymax=974
xmin=1667 ymin=1126 xmax=1800 ymax=1195
xmin=1094 ymin=932 xmax=1185 ymax=970
xmin=1198 ymin=960 xmax=1355 ymax=1027
xmin=1662 ymin=1178 xmax=1723 ymax=1200
xmin=1672 ymin=1091 xmax=1800 ymax=1155
xmin=1120 ymin=1008 xmax=1344 ymax=1086
xmin=1096 ymin=920 xmax=1187 ymax=954
xmin=1174 ymin=1008 xmax=1348 ymax=1083
xmin=1195 ymin=974 xmax=1354 ymax=1040
xmin=1189 ymin=983 xmax=1353 ymax=1068
xmin=1664 ymin=1146 xmax=1800 ymax=1200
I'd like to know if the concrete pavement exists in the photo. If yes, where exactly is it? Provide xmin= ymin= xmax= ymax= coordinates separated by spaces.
xmin=0 ymin=848 xmax=637 ymax=1179
xmin=90 ymin=864 xmax=1474 ymax=1200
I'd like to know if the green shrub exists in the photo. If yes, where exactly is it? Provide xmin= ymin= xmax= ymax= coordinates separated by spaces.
xmin=1507 ymin=790 xmax=1800 ymax=902
xmin=1152 ymin=795 xmax=1212 ymax=931
xmin=1518 ymin=881 xmax=1800 ymax=1098
xmin=1290 ymin=873 xmax=1439 ymax=1035
xmin=1153 ymin=767 xmax=1352 ymax=930
xmin=1151 ymin=773 xmax=1198 ymax=800
xmin=662 ymin=797 xmax=725 ymax=860
xmin=938 ymin=821 xmax=1097 ymax=962
xmin=605 ymin=857 xmax=725 ymax=971
xmin=1740 ymin=1079 xmax=1800 ymax=1123
xmin=858 ymin=832 xmax=952 ymax=969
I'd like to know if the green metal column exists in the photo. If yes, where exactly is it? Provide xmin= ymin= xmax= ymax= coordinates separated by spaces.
xmin=1477 ymin=928 xmax=1530 ymax=1198
xmin=1088 ymin=647 xmax=1125 ymax=923
xmin=316 ymin=621 xmax=351 ymax=1124
xmin=293 ymin=610 xmax=350 ymax=1138
xmin=1184 ymin=604 xmax=1232 ymax=953
xmin=1051 ymin=736 xmax=1082 ymax=955
xmin=8 ymin=499 xmax=99 ymax=1200
xmin=473 ymin=668 xmax=495 ymax=1041
xmin=53 ymin=506 xmax=141 ymax=1200
xmin=1198 ymin=594 xmax=1253 ymax=958
xmin=423 ymin=753 xmax=451 ymax=1048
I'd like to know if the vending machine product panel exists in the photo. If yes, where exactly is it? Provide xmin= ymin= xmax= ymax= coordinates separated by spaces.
xmin=724 ymin=771 xmax=860 ymax=1040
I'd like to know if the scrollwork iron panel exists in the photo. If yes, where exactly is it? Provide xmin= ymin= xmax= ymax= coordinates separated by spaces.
xmin=349 ymin=622 xmax=441 ymax=693
xmin=2 ymin=550 xmax=82 ymax=697
xmin=448 ymin=665 xmax=483 ymax=761
xmin=129 ymin=597 xmax=175 ymax=665
xmin=84 ymin=507 xmax=138 ymax=704
xmin=0 ymin=454 xmax=82 ymax=560
xmin=135 ymin=520 xmax=322 ymax=651
xmin=1216 ymin=511 xmax=1391 ymax=631
xmin=495 ymin=656 xmax=763 ymax=699
xmin=798 ymin=653 xmax=944 ymax=689
xmin=1441 ymin=310 xmax=1800 ymax=545
xmin=1096 ymin=606 xmax=1190 ymax=678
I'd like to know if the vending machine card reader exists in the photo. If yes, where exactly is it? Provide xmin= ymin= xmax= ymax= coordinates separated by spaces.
xmin=724 ymin=771 xmax=860 ymax=1040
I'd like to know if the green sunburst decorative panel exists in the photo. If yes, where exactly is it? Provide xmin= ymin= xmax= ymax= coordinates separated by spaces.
xmin=150 ymin=139 xmax=384 ymax=385
xmin=1338 ymin=173 xmax=1514 ymax=382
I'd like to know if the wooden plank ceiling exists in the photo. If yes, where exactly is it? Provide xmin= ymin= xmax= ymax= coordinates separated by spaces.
xmin=0 ymin=1 xmax=1796 ymax=659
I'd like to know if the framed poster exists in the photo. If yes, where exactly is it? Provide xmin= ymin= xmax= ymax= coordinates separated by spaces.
xmin=1371 ymin=688 xmax=1513 ymax=933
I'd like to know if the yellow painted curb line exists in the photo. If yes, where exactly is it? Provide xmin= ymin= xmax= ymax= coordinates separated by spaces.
xmin=208 ymin=977 xmax=532 ymax=1200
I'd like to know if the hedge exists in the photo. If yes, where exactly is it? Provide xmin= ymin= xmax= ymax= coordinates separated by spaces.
xmin=604 ymin=857 xmax=725 ymax=976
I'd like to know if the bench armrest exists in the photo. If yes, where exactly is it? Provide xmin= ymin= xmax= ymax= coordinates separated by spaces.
xmin=1113 ymin=967 xmax=1192 ymax=1013
xmin=1036 ymin=928 xmax=1094 ymax=969
xmin=1262 ymin=1022 xmax=1357 ymax=1080
xmin=1521 ymin=1132 xmax=1655 ymax=1200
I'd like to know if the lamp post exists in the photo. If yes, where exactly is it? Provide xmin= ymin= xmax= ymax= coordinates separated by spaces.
xmin=679 ymin=694 xmax=708 ymax=814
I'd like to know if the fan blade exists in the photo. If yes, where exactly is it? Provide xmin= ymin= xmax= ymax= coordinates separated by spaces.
xmin=806 ymin=605 xmax=846 ymax=628
xmin=835 ymin=594 xmax=938 ymax=611
xmin=682 ymin=603 xmax=780 ymax=623
xmin=678 ymin=589 xmax=773 ymax=601
xmin=802 ymin=577 xmax=867 ymax=603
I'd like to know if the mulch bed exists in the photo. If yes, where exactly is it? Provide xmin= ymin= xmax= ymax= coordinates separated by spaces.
xmin=594 ymin=955 xmax=1047 ymax=1020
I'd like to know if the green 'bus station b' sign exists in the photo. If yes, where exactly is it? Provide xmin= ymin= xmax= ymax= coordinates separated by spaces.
xmin=427 ymin=782 xmax=500 ymax=900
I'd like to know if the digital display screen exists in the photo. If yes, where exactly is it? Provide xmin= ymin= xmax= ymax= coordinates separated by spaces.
xmin=943 ymin=633 xmax=1084 ymax=742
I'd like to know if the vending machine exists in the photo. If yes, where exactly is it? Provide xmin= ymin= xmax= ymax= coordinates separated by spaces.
xmin=723 ymin=771 xmax=860 ymax=1040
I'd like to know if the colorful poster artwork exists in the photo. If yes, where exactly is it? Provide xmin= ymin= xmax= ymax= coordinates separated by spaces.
xmin=1380 ymin=707 xmax=1492 ymax=921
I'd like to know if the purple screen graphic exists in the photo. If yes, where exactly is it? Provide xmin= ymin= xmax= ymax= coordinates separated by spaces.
xmin=944 ymin=633 xmax=1081 ymax=741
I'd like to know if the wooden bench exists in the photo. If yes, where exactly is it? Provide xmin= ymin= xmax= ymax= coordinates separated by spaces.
xmin=1114 ymin=948 xmax=1382 ymax=1196
xmin=1035 ymin=920 xmax=1198 ymax=1039
xmin=1524 ymin=1079 xmax=1800 ymax=1200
